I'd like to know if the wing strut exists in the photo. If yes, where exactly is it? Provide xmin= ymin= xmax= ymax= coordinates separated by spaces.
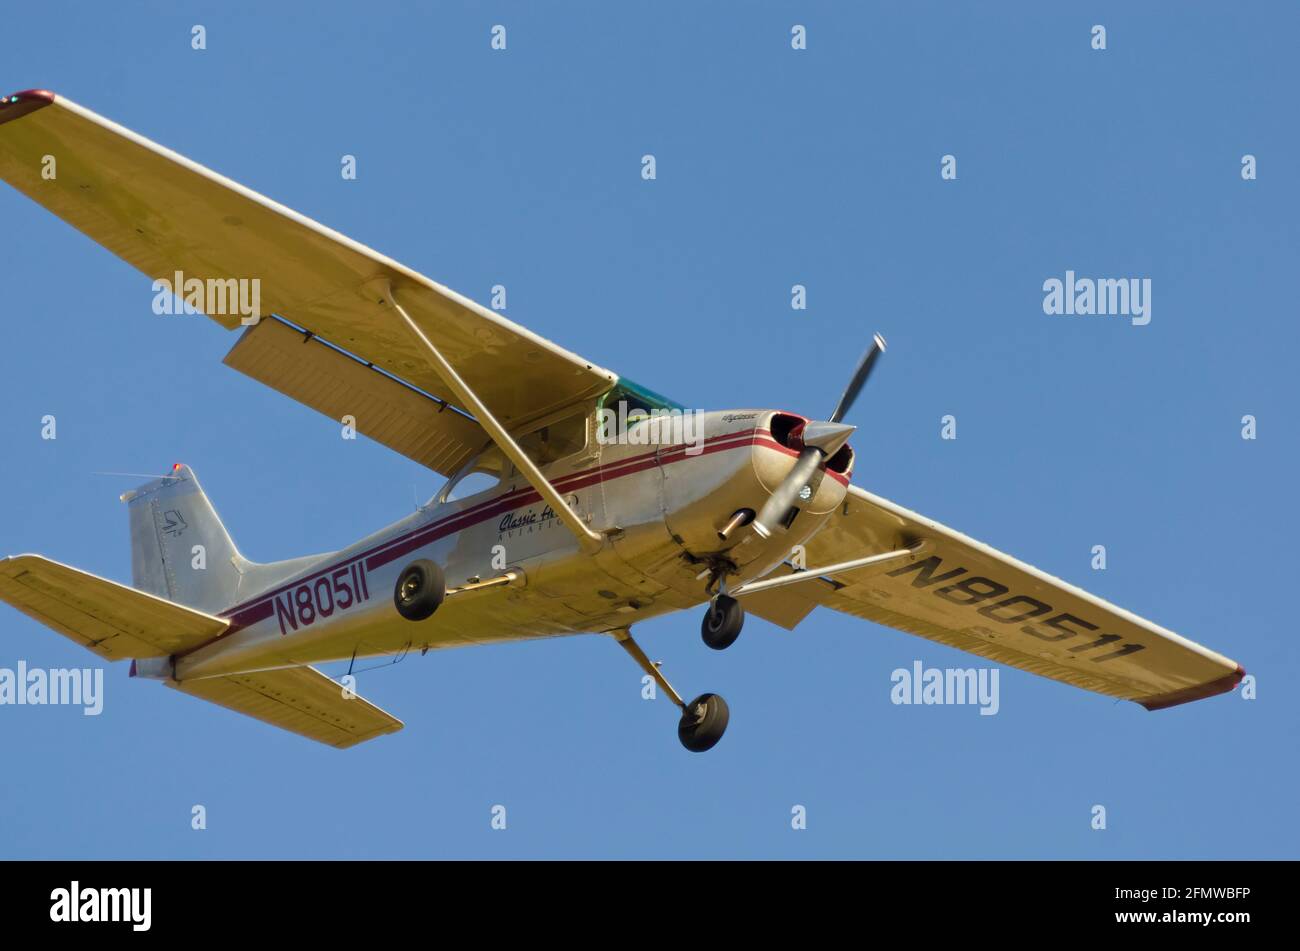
xmin=382 ymin=283 xmax=605 ymax=554
xmin=732 ymin=544 xmax=927 ymax=597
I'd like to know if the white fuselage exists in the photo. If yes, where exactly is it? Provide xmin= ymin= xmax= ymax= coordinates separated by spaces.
xmin=174 ymin=410 xmax=851 ymax=681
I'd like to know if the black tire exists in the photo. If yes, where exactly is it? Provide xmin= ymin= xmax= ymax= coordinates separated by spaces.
xmin=701 ymin=594 xmax=744 ymax=650
xmin=678 ymin=693 xmax=729 ymax=752
xmin=393 ymin=559 xmax=445 ymax=621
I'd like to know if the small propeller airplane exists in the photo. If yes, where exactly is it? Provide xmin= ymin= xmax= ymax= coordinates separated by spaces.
xmin=0 ymin=90 xmax=1244 ymax=751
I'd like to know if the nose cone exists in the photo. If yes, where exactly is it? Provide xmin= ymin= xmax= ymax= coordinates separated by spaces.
xmin=799 ymin=420 xmax=856 ymax=456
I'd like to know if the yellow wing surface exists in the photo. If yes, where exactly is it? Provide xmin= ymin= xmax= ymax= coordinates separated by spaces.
xmin=743 ymin=486 xmax=1244 ymax=710
xmin=0 ymin=90 xmax=616 ymax=475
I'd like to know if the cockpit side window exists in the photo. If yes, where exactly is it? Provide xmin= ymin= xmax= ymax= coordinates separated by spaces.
xmin=437 ymin=448 xmax=507 ymax=503
xmin=435 ymin=412 xmax=593 ymax=505
xmin=513 ymin=412 xmax=588 ymax=468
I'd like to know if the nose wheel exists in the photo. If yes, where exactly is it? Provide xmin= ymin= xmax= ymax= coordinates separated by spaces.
xmin=701 ymin=594 xmax=744 ymax=650
xmin=608 ymin=629 xmax=729 ymax=753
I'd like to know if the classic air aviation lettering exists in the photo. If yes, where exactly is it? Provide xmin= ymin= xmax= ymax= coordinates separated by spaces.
xmin=499 ymin=504 xmax=559 ymax=535
xmin=0 ymin=89 xmax=1244 ymax=752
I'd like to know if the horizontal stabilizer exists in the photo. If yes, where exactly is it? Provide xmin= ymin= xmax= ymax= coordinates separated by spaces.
xmin=168 ymin=666 xmax=403 ymax=749
xmin=0 ymin=554 xmax=228 ymax=660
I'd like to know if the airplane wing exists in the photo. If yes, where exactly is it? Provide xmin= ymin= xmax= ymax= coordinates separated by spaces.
xmin=0 ymin=90 xmax=616 ymax=475
xmin=168 ymin=666 xmax=402 ymax=749
xmin=742 ymin=486 xmax=1245 ymax=710
xmin=0 ymin=554 xmax=229 ymax=660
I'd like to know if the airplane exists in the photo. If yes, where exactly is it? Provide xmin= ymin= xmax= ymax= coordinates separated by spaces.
xmin=0 ymin=89 xmax=1245 ymax=751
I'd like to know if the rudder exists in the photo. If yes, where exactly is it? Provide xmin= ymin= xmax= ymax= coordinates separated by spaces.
xmin=124 ymin=465 xmax=333 ymax=616
xmin=123 ymin=465 xmax=245 ymax=614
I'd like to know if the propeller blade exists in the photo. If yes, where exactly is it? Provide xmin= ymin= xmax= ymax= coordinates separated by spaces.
xmin=751 ymin=422 xmax=856 ymax=539
xmin=750 ymin=335 xmax=884 ymax=540
xmin=751 ymin=446 xmax=824 ymax=539
xmin=829 ymin=332 xmax=887 ymax=424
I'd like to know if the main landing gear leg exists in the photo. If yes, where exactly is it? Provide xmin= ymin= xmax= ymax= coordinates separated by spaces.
xmin=609 ymin=629 xmax=729 ymax=753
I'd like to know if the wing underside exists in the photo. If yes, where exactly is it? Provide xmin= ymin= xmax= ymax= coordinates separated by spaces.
xmin=0 ymin=90 xmax=617 ymax=474
xmin=742 ymin=487 xmax=1244 ymax=710
xmin=223 ymin=316 xmax=489 ymax=475
xmin=168 ymin=666 xmax=402 ymax=749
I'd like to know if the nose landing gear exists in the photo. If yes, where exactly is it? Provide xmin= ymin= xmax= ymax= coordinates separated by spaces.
xmin=701 ymin=594 xmax=744 ymax=650
xmin=696 ymin=565 xmax=745 ymax=650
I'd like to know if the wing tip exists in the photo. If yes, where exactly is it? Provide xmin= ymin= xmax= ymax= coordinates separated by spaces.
xmin=0 ymin=552 xmax=46 ymax=572
xmin=0 ymin=89 xmax=55 ymax=126
xmin=331 ymin=720 xmax=405 ymax=749
xmin=1138 ymin=664 xmax=1246 ymax=711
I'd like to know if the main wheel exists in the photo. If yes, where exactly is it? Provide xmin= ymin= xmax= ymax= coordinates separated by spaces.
xmin=701 ymin=594 xmax=744 ymax=650
xmin=678 ymin=693 xmax=729 ymax=752
xmin=394 ymin=559 xmax=445 ymax=621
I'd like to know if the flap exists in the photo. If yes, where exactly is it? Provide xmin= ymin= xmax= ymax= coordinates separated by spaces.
xmin=223 ymin=316 xmax=488 ymax=476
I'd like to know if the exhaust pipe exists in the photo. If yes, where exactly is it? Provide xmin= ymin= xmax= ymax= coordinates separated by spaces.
xmin=717 ymin=508 xmax=755 ymax=541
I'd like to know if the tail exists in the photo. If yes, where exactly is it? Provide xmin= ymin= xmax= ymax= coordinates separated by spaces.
xmin=0 ymin=466 xmax=399 ymax=749
xmin=123 ymin=464 xmax=320 ymax=614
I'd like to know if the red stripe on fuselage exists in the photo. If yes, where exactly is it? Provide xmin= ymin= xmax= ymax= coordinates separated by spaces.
xmin=207 ymin=427 xmax=849 ymax=640
xmin=212 ymin=429 xmax=762 ymax=634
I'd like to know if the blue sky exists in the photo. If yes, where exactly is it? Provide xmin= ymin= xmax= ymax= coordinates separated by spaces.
xmin=0 ymin=2 xmax=1294 ymax=858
